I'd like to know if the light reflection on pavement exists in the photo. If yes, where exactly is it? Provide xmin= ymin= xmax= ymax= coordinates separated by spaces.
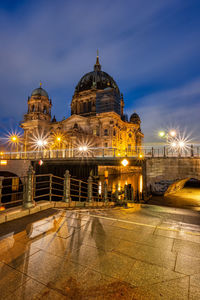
xmin=0 ymin=205 xmax=200 ymax=299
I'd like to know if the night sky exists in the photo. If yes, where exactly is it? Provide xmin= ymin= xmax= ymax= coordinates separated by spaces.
xmin=0 ymin=0 xmax=200 ymax=143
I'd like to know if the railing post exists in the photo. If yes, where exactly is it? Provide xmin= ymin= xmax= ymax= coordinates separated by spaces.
xmin=49 ymin=174 xmax=52 ymax=201
xmin=63 ymin=170 xmax=71 ymax=203
xmin=151 ymin=147 xmax=154 ymax=157
xmin=124 ymin=184 xmax=127 ymax=201
xmin=104 ymin=181 xmax=108 ymax=202
xmin=191 ymin=144 xmax=194 ymax=157
xmin=0 ymin=176 xmax=4 ymax=206
xmin=23 ymin=165 xmax=35 ymax=209
xmin=115 ymin=184 xmax=119 ymax=202
xmin=87 ymin=176 xmax=93 ymax=202
xmin=79 ymin=181 xmax=81 ymax=202
xmin=163 ymin=146 xmax=166 ymax=158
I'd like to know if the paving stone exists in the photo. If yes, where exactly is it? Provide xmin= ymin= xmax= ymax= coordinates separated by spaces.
xmin=190 ymin=273 xmax=200 ymax=287
xmin=126 ymin=260 xmax=185 ymax=287
xmin=17 ymin=250 xmax=86 ymax=286
xmin=131 ymin=276 xmax=189 ymax=300
xmin=6 ymin=278 xmax=67 ymax=300
xmin=0 ymin=261 xmax=30 ymax=299
xmin=175 ymin=253 xmax=200 ymax=275
xmin=189 ymin=284 xmax=200 ymax=300
xmin=172 ymin=239 xmax=200 ymax=258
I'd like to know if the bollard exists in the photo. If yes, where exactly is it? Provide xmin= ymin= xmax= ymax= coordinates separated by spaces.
xmin=0 ymin=176 xmax=4 ymax=206
xmin=124 ymin=185 xmax=128 ymax=201
xmin=87 ymin=176 xmax=93 ymax=202
xmin=23 ymin=166 xmax=35 ymax=209
xmin=163 ymin=146 xmax=166 ymax=158
xmin=191 ymin=144 xmax=194 ymax=157
xmin=115 ymin=184 xmax=119 ymax=202
xmin=63 ymin=170 xmax=71 ymax=203
xmin=104 ymin=181 xmax=108 ymax=202
xmin=49 ymin=174 xmax=52 ymax=201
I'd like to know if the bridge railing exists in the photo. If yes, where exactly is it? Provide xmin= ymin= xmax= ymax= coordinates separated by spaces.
xmin=0 ymin=145 xmax=200 ymax=160
xmin=0 ymin=167 xmax=124 ymax=210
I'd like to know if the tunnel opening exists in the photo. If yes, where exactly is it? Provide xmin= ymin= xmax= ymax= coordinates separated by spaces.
xmin=0 ymin=171 xmax=23 ymax=209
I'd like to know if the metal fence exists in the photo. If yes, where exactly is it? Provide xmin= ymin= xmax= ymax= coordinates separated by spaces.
xmin=0 ymin=166 xmax=136 ymax=210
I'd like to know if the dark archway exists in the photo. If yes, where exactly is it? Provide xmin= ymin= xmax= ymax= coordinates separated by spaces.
xmin=0 ymin=171 xmax=23 ymax=208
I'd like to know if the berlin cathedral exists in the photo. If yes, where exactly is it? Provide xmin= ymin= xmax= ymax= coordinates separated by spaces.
xmin=21 ymin=54 xmax=143 ymax=154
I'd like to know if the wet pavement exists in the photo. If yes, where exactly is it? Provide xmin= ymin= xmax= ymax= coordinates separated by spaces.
xmin=0 ymin=205 xmax=200 ymax=299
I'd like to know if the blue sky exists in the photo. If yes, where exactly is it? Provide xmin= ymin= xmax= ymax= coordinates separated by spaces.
xmin=0 ymin=0 xmax=200 ymax=143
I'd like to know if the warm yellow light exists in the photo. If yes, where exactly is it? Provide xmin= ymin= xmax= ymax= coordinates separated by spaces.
xmin=10 ymin=135 xmax=18 ymax=142
xmin=121 ymin=159 xmax=129 ymax=167
xmin=139 ymin=154 xmax=143 ymax=159
xmin=179 ymin=141 xmax=185 ymax=148
xmin=57 ymin=137 xmax=61 ymax=142
xmin=171 ymin=142 xmax=177 ymax=148
xmin=139 ymin=175 xmax=143 ymax=193
xmin=0 ymin=206 xmax=5 ymax=211
xmin=0 ymin=160 xmax=7 ymax=165
xmin=79 ymin=145 xmax=87 ymax=151
xmin=159 ymin=131 xmax=165 ymax=138
xmin=0 ymin=152 xmax=4 ymax=155
xmin=169 ymin=130 xmax=176 ymax=137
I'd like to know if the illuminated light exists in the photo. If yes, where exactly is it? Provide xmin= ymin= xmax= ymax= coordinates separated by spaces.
xmin=179 ymin=141 xmax=185 ymax=148
xmin=79 ymin=146 xmax=87 ymax=151
xmin=117 ymin=153 xmax=121 ymax=156
xmin=38 ymin=160 xmax=43 ymax=166
xmin=139 ymin=154 xmax=143 ymax=159
xmin=139 ymin=175 xmax=143 ymax=193
xmin=159 ymin=131 xmax=165 ymax=138
xmin=121 ymin=159 xmax=129 ymax=167
xmin=43 ymin=140 xmax=47 ymax=145
xmin=169 ymin=130 xmax=176 ymax=137
xmin=0 ymin=206 xmax=5 ymax=211
xmin=0 ymin=160 xmax=7 ymax=165
xmin=98 ymin=182 xmax=102 ymax=195
xmin=171 ymin=142 xmax=177 ymax=148
xmin=57 ymin=137 xmax=61 ymax=142
xmin=37 ymin=140 xmax=44 ymax=146
xmin=0 ymin=152 xmax=4 ymax=155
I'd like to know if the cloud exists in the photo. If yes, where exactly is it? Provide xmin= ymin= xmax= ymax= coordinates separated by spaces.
xmin=126 ymin=78 xmax=200 ymax=143
xmin=0 ymin=0 xmax=199 ymax=142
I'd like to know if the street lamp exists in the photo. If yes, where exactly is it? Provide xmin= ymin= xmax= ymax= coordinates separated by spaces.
xmin=121 ymin=159 xmax=129 ymax=167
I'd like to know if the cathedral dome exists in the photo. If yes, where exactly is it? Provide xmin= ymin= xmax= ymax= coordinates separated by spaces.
xmin=75 ymin=55 xmax=120 ymax=94
xmin=31 ymin=86 xmax=49 ymax=98
xmin=130 ymin=112 xmax=141 ymax=124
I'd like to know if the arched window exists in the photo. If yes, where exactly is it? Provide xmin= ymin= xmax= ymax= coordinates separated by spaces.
xmin=104 ymin=129 xmax=108 ymax=136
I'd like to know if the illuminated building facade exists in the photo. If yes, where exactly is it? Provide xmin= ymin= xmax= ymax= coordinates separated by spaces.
xmin=20 ymin=55 xmax=143 ymax=154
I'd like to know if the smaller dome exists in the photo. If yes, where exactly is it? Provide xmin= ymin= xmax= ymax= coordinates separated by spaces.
xmin=31 ymin=87 xmax=49 ymax=98
xmin=130 ymin=112 xmax=141 ymax=124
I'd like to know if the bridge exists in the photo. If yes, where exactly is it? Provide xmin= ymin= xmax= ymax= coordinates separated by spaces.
xmin=0 ymin=146 xmax=200 ymax=206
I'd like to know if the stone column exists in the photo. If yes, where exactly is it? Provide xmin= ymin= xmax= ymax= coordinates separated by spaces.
xmin=23 ymin=166 xmax=35 ymax=209
xmin=0 ymin=177 xmax=4 ymax=206
xmin=87 ymin=176 xmax=93 ymax=202
xmin=63 ymin=170 xmax=71 ymax=203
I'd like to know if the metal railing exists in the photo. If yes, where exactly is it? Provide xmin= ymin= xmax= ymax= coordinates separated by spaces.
xmin=1 ymin=167 xmax=137 ymax=210
xmin=0 ymin=145 xmax=200 ymax=160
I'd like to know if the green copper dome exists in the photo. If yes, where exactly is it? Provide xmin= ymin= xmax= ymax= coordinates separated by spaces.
xmin=31 ymin=87 xmax=49 ymax=98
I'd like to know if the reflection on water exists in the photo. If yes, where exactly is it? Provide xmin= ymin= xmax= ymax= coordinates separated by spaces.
xmin=99 ymin=166 xmax=142 ymax=199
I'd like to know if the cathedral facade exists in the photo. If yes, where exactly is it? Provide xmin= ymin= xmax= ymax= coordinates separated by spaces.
xmin=21 ymin=55 xmax=143 ymax=155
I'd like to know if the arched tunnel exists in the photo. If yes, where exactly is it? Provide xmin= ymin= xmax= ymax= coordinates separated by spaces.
xmin=0 ymin=171 xmax=23 ymax=208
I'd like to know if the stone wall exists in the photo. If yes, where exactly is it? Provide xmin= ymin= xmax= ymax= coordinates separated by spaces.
xmin=143 ymin=158 xmax=200 ymax=194
xmin=0 ymin=160 xmax=31 ymax=179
